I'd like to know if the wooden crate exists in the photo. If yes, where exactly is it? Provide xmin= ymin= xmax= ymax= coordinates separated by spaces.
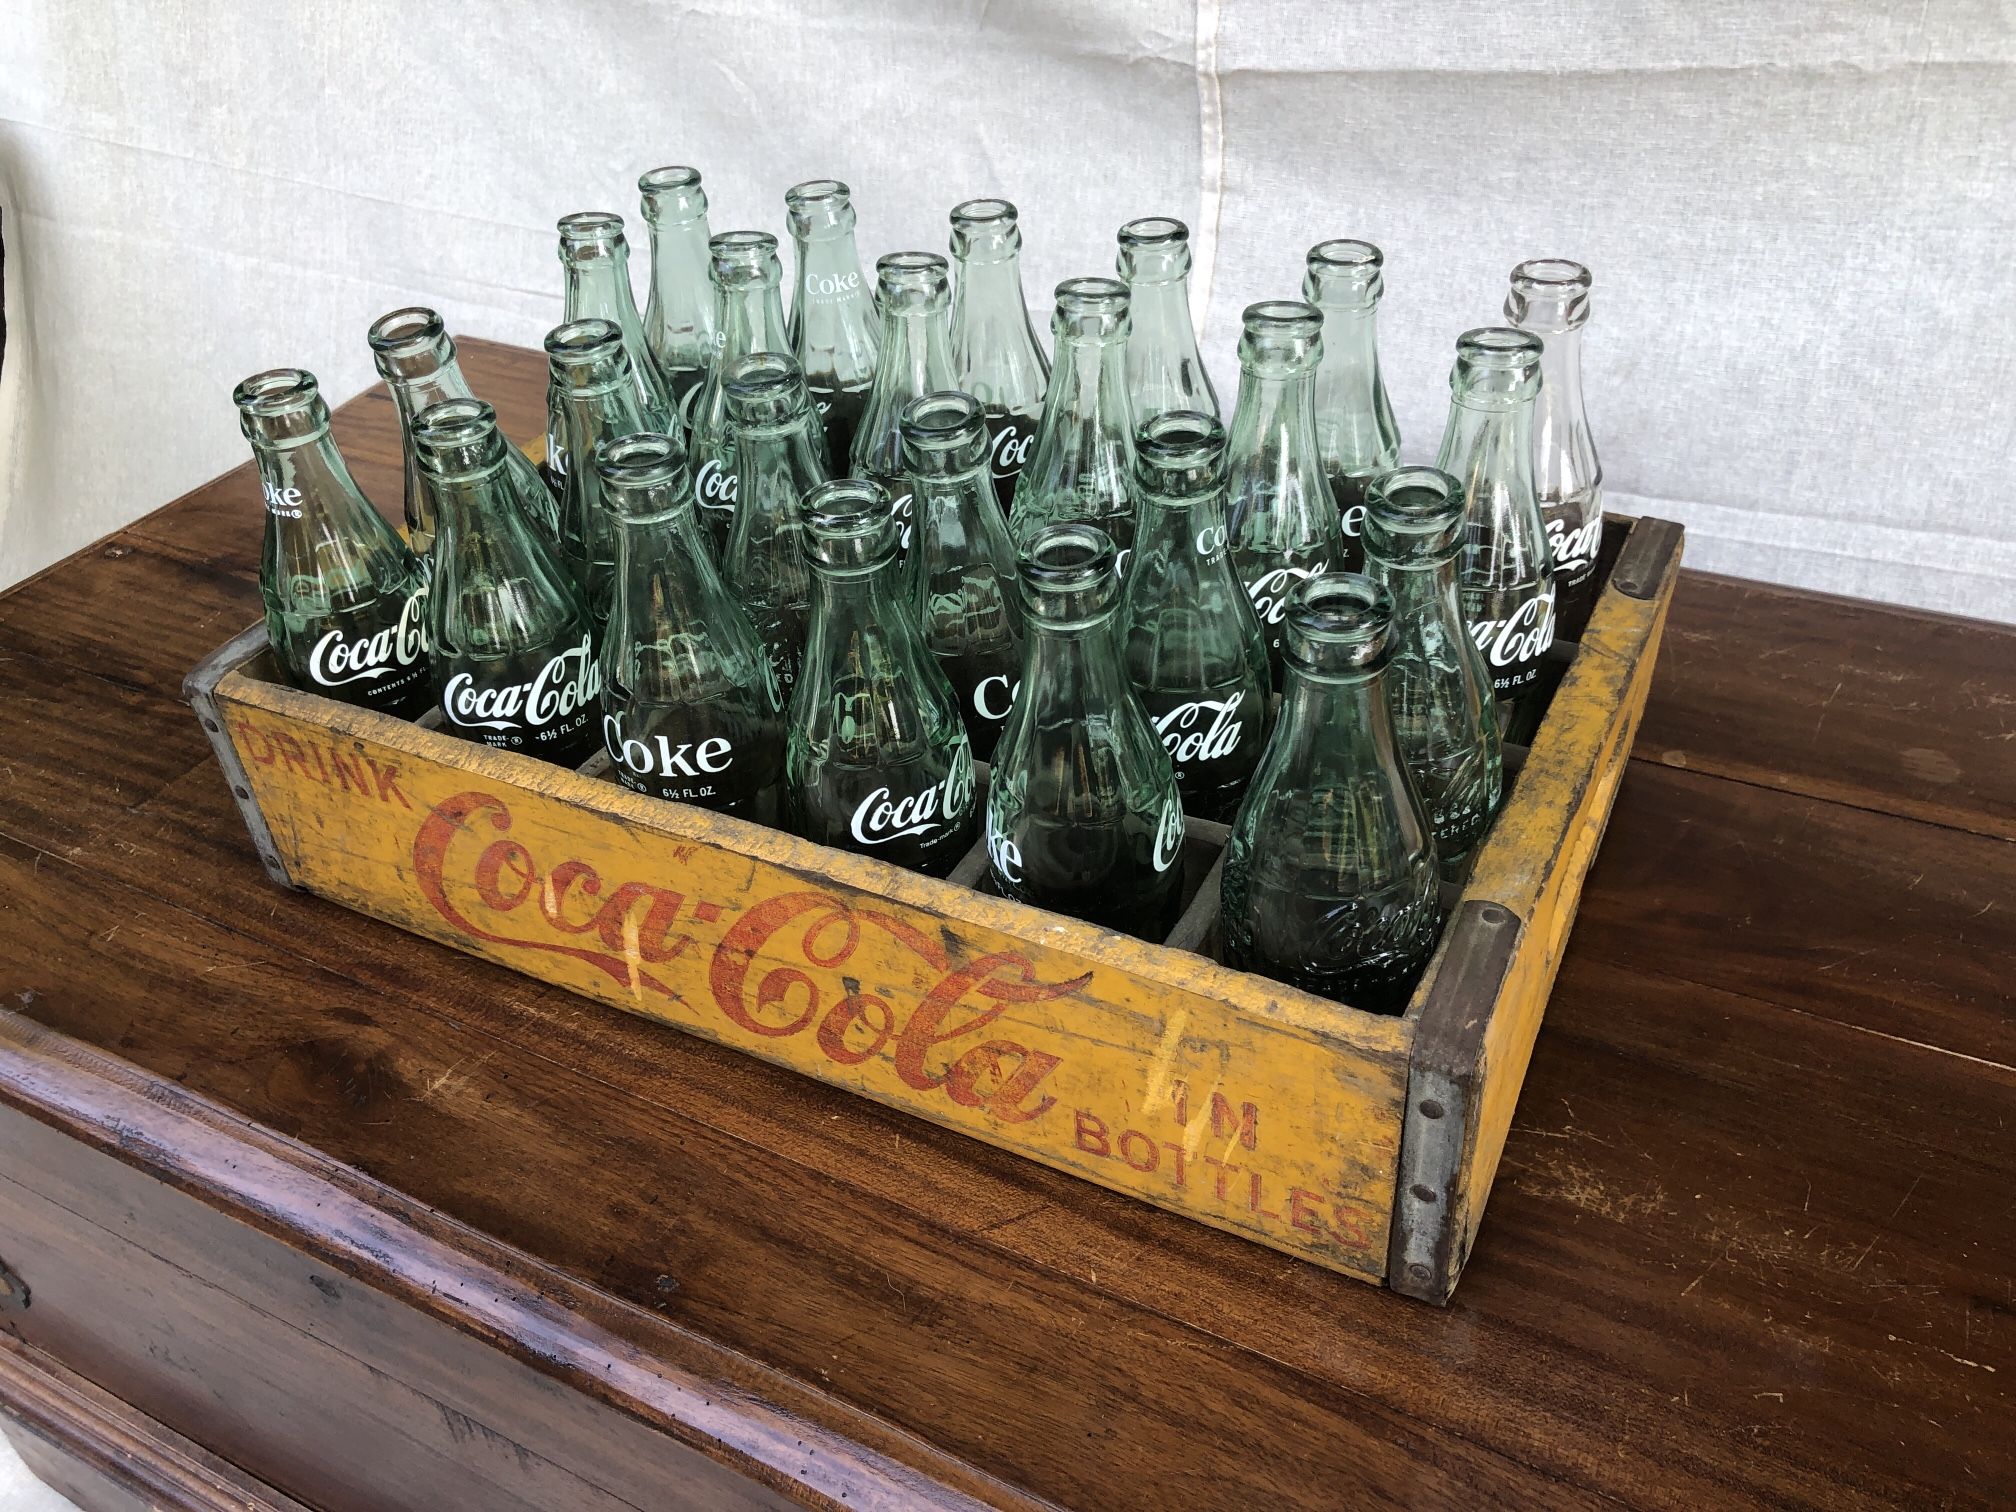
xmin=185 ymin=515 xmax=1681 ymax=1304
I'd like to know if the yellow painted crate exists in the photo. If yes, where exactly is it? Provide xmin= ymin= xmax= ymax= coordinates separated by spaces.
xmin=186 ymin=515 xmax=1681 ymax=1303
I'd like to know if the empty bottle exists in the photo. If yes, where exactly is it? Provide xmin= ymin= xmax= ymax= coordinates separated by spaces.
xmin=786 ymin=180 xmax=880 ymax=468
xmin=686 ymin=231 xmax=793 ymax=556
xmin=369 ymin=306 xmax=559 ymax=556
xmin=1120 ymin=411 xmax=1272 ymax=822
xmin=852 ymin=252 xmax=960 ymax=556
xmin=1507 ymin=258 xmax=1604 ymax=634
xmin=638 ymin=166 xmax=718 ymax=430
xmin=1221 ymin=574 xmax=1440 ymax=1013
xmin=722 ymin=352 xmax=824 ymax=699
xmin=415 ymin=399 xmax=600 ymax=765
xmin=546 ymin=318 xmax=658 ymax=624
xmin=1302 ymin=241 xmax=1400 ymax=567
xmin=1361 ymin=467 xmax=1503 ymax=875
xmin=553 ymin=212 xmax=674 ymax=481
xmin=1434 ymin=328 xmax=1557 ymax=704
xmin=1225 ymin=300 xmax=1342 ymax=684
xmin=1117 ymin=217 xmax=1217 ymax=422
xmin=988 ymin=523 xmax=1186 ymax=939
xmin=900 ymin=391 xmax=1024 ymax=759
xmin=236 ymin=368 xmax=430 ymax=718
xmin=1010 ymin=278 xmax=1138 ymax=564
xmin=786 ymin=479 xmax=977 ymax=876
xmin=950 ymin=198 xmax=1048 ymax=510
xmin=596 ymin=432 xmax=785 ymax=818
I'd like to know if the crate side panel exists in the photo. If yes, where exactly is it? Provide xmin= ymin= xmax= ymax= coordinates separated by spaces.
xmin=210 ymin=685 xmax=1409 ymax=1283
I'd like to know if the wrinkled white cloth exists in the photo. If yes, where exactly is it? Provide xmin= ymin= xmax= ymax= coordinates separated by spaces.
xmin=1 ymin=0 xmax=2010 ymax=620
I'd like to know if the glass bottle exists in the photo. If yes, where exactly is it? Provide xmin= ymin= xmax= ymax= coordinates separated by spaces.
xmin=950 ymin=198 xmax=1049 ymax=511
xmin=851 ymin=252 xmax=960 ymax=557
xmin=1116 ymin=217 xmax=1217 ymax=423
xmin=1009 ymin=278 xmax=1138 ymax=566
xmin=685 ymin=231 xmax=794 ymax=556
xmin=368 ymin=306 xmax=559 ymax=556
xmin=786 ymin=180 xmax=880 ymax=468
xmin=988 ymin=523 xmax=1186 ymax=939
xmin=546 ymin=318 xmax=657 ymax=625
xmin=721 ymin=350 xmax=824 ymax=698
xmin=1434 ymin=328 xmax=1558 ymax=705
xmin=596 ymin=432 xmax=785 ymax=819
xmin=786 ymin=479 xmax=977 ymax=876
xmin=1361 ymin=467 xmax=1503 ymax=877
xmin=415 ymin=398 xmax=600 ymax=766
xmin=236 ymin=369 xmax=430 ymax=718
xmin=552 ymin=212 xmax=674 ymax=478
xmin=1506 ymin=258 xmax=1604 ymax=634
xmin=1120 ymin=411 xmax=1272 ymax=822
xmin=1221 ymin=574 xmax=1440 ymax=1013
xmin=1224 ymin=300 xmax=1342 ymax=685
xmin=1302 ymin=240 xmax=1400 ymax=567
xmin=900 ymin=391 xmax=1024 ymax=760
xmin=637 ymin=166 xmax=718 ymax=431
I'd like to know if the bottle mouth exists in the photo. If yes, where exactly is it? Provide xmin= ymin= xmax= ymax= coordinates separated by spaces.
xmin=638 ymin=166 xmax=707 ymax=223
xmin=899 ymin=390 xmax=986 ymax=473
xmin=722 ymin=351 xmax=810 ymax=426
xmin=1506 ymin=258 xmax=1591 ymax=329
xmin=544 ymin=317 xmax=624 ymax=365
xmin=709 ymin=229 xmax=780 ymax=287
xmin=876 ymin=250 xmax=950 ymax=305
xmin=366 ymin=306 xmax=449 ymax=361
xmin=1451 ymin=326 xmax=1544 ymax=402
xmin=233 ymin=368 xmax=328 ymax=444
xmin=1134 ymin=409 xmax=1226 ymax=497
xmin=949 ymin=198 xmax=1020 ymax=261
xmin=1238 ymin=300 xmax=1324 ymax=372
xmin=951 ymin=197 xmax=1016 ymax=227
xmin=1118 ymin=216 xmax=1187 ymax=248
xmin=1363 ymin=466 xmax=1465 ymax=560
xmin=1052 ymin=276 xmax=1129 ymax=339
xmin=412 ymin=397 xmax=500 ymax=476
xmin=785 ymin=179 xmax=854 ymax=238
xmin=1018 ymin=522 xmax=1119 ymax=624
xmin=639 ymin=165 xmax=702 ymax=194
xmin=803 ymin=478 xmax=898 ymax=569
xmin=592 ymin=432 xmax=689 ymax=513
xmin=1511 ymin=258 xmax=1590 ymax=292
xmin=1116 ymin=217 xmax=1191 ymax=282
xmin=1304 ymin=240 xmax=1385 ymax=308
xmin=1284 ymin=573 xmax=1392 ymax=675
xmin=558 ymin=211 xmax=627 ymax=256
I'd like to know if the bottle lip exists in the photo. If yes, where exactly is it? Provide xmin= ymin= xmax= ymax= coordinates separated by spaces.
xmin=1242 ymin=299 xmax=1324 ymax=337
xmin=1304 ymin=240 xmax=1385 ymax=309
xmin=411 ymin=397 xmax=502 ymax=476
xmin=1018 ymin=522 xmax=1120 ymax=625
xmin=951 ymin=197 xmax=1017 ymax=227
xmin=544 ymin=317 xmax=625 ymax=364
xmin=1364 ymin=466 xmax=1466 ymax=560
xmin=234 ymin=368 xmax=330 ymax=445
xmin=1134 ymin=409 xmax=1226 ymax=493
xmin=786 ymin=179 xmax=855 ymax=238
xmin=1118 ymin=216 xmax=1188 ymax=248
xmin=899 ymin=390 xmax=986 ymax=470
xmin=1055 ymin=275 xmax=1129 ymax=313
xmin=710 ymin=229 xmax=781 ymax=286
xmin=949 ymin=198 xmax=1021 ymax=263
xmin=1284 ymin=573 xmax=1392 ymax=675
xmin=1510 ymin=257 xmax=1591 ymax=292
xmin=876 ymin=250 xmax=950 ymax=299
xmin=1116 ymin=217 xmax=1192 ymax=283
xmin=638 ymin=166 xmax=707 ymax=224
xmin=722 ymin=351 xmax=810 ymax=425
xmin=558 ymin=211 xmax=628 ymax=252
xmin=592 ymin=431 xmax=689 ymax=510
xmin=366 ymin=306 xmax=451 ymax=364
xmin=1506 ymin=258 xmax=1591 ymax=330
xmin=1308 ymin=238 xmax=1383 ymax=272
xmin=638 ymin=164 xmax=702 ymax=194
xmin=802 ymin=477 xmax=899 ymax=569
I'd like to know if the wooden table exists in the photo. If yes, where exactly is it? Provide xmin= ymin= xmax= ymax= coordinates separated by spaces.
xmin=1 ymin=341 xmax=2010 ymax=1511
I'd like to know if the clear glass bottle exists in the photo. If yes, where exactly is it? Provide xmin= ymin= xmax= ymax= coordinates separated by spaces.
xmin=1120 ymin=411 xmax=1272 ymax=822
xmin=950 ymin=198 xmax=1048 ymax=511
xmin=1221 ymin=574 xmax=1440 ymax=1013
xmin=1116 ymin=217 xmax=1217 ymax=423
xmin=553 ymin=212 xmax=674 ymax=471
xmin=900 ymin=390 xmax=1024 ymax=760
xmin=786 ymin=180 xmax=881 ymax=468
xmin=1434 ymin=328 xmax=1558 ymax=706
xmin=546 ymin=318 xmax=658 ymax=626
xmin=851 ymin=252 xmax=960 ymax=558
xmin=786 ymin=479 xmax=977 ymax=876
xmin=415 ymin=398 xmax=600 ymax=766
xmin=686 ymin=230 xmax=794 ymax=557
xmin=1361 ymin=467 xmax=1503 ymax=876
xmin=721 ymin=351 xmax=824 ymax=699
xmin=1302 ymin=240 xmax=1400 ymax=568
xmin=637 ymin=166 xmax=718 ymax=432
xmin=368 ymin=306 xmax=559 ymax=555
xmin=988 ymin=522 xmax=1186 ymax=939
xmin=596 ymin=431 xmax=784 ymax=819
xmin=1506 ymin=258 xmax=1604 ymax=634
xmin=1224 ymin=300 xmax=1342 ymax=685
xmin=1009 ymin=278 xmax=1138 ymax=566
xmin=236 ymin=369 xmax=431 ymax=718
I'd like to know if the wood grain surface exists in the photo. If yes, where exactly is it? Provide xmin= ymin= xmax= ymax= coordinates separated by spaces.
xmin=2 ymin=339 xmax=2011 ymax=1510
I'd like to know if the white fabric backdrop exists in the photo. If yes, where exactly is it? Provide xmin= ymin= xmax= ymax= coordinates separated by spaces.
xmin=2 ymin=0 xmax=2012 ymax=622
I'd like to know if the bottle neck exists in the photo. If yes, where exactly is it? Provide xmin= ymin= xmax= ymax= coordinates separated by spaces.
xmin=252 ymin=431 xmax=381 ymax=533
xmin=1052 ymin=330 xmax=1130 ymax=418
xmin=1376 ymin=552 xmax=1464 ymax=623
xmin=646 ymin=219 xmax=716 ymax=346
xmin=1439 ymin=398 xmax=1537 ymax=494
xmin=954 ymin=257 xmax=1042 ymax=377
xmin=1022 ymin=608 xmax=1132 ymax=711
xmin=1531 ymin=323 xmax=1589 ymax=426
xmin=387 ymin=353 xmax=474 ymax=426
xmin=1131 ymin=278 xmax=1200 ymax=356
xmin=719 ymin=281 xmax=791 ymax=367
xmin=1313 ymin=305 xmax=1380 ymax=404
xmin=564 ymin=254 xmax=645 ymax=335
xmin=1276 ymin=664 xmax=1397 ymax=773
xmin=733 ymin=419 xmax=825 ymax=508
xmin=878 ymin=306 xmax=958 ymax=403
xmin=1231 ymin=367 xmax=1320 ymax=455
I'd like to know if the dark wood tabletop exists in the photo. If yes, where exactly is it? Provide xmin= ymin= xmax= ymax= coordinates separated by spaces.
xmin=2 ymin=339 xmax=2011 ymax=1511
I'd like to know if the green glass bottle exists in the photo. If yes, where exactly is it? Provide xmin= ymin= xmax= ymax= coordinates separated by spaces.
xmin=236 ymin=368 xmax=430 ymax=718
xmin=900 ymin=390 xmax=1024 ymax=760
xmin=1221 ymin=573 xmax=1440 ymax=1013
xmin=1009 ymin=278 xmax=1138 ymax=565
xmin=1120 ymin=411 xmax=1272 ymax=822
xmin=551 ymin=212 xmax=673 ymax=491
xmin=950 ymin=198 xmax=1048 ymax=511
xmin=786 ymin=480 xmax=977 ymax=876
xmin=1302 ymin=241 xmax=1400 ymax=568
xmin=851 ymin=252 xmax=961 ymax=558
xmin=638 ymin=166 xmax=718 ymax=432
xmin=722 ymin=351 xmax=825 ymax=698
xmin=786 ymin=180 xmax=881 ymax=468
xmin=1117 ymin=217 xmax=1218 ymax=423
xmin=686 ymin=231 xmax=794 ymax=558
xmin=1361 ymin=467 xmax=1503 ymax=876
xmin=369 ymin=306 xmax=558 ymax=556
xmin=416 ymin=399 xmax=600 ymax=766
xmin=545 ymin=318 xmax=658 ymax=626
xmin=1506 ymin=259 xmax=1604 ymax=633
xmin=987 ymin=522 xmax=1186 ymax=939
xmin=1225 ymin=300 xmax=1342 ymax=685
xmin=596 ymin=432 xmax=785 ymax=819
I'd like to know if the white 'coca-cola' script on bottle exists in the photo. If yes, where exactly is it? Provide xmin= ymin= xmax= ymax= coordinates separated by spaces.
xmin=848 ymin=744 xmax=973 ymax=847
xmin=693 ymin=456 xmax=739 ymax=511
xmin=1547 ymin=516 xmax=1603 ymax=577
xmin=1151 ymin=794 xmax=1185 ymax=873
xmin=988 ymin=423 xmax=1033 ymax=480
xmin=1468 ymin=591 xmax=1556 ymax=679
xmin=443 ymin=636 xmax=601 ymax=733
xmin=1151 ymin=693 xmax=1247 ymax=767
xmin=307 ymin=590 xmax=427 ymax=689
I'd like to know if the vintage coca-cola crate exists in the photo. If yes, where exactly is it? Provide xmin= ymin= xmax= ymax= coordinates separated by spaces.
xmin=185 ymin=514 xmax=1681 ymax=1303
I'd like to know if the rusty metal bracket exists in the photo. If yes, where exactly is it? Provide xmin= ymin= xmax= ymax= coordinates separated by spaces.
xmin=182 ymin=621 xmax=298 ymax=890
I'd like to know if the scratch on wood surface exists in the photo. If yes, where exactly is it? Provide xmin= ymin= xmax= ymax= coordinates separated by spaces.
xmin=1888 ymin=1174 xmax=1925 ymax=1221
xmin=1139 ymin=1006 xmax=1190 ymax=1117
